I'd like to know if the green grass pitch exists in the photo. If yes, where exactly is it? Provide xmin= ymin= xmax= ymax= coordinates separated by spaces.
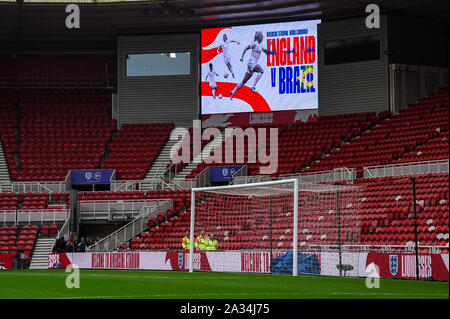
xmin=0 ymin=269 xmax=448 ymax=299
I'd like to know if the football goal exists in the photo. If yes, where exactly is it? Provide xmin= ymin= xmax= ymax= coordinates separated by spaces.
xmin=189 ymin=178 xmax=363 ymax=276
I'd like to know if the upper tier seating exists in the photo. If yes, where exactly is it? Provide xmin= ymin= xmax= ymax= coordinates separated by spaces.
xmin=392 ymin=130 xmax=449 ymax=164
xmin=0 ymin=192 xmax=49 ymax=210
xmin=305 ymin=86 xmax=449 ymax=176
xmin=0 ymin=54 xmax=116 ymax=86
xmin=101 ymin=123 xmax=174 ymax=180
xmin=0 ymin=88 xmax=19 ymax=180
xmin=187 ymin=112 xmax=379 ymax=179
xmin=17 ymin=88 xmax=116 ymax=181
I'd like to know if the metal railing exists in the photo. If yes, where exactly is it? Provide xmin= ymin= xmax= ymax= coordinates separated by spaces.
xmin=279 ymin=167 xmax=357 ymax=184
xmin=231 ymin=165 xmax=247 ymax=182
xmin=300 ymin=244 xmax=449 ymax=254
xmin=0 ymin=210 xmax=16 ymax=225
xmin=17 ymin=209 xmax=69 ymax=224
xmin=58 ymin=217 xmax=70 ymax=240
xmin=51 ymin=217 xmax=71 ymax=253
xmin=79 ymin=199 xmax=170 ymax=220
xmin=364 ymin=159 xmax=449 ymax=179
xmin=164 ymin=162 xmax=180 ymax=183
xmin=10 ymin=180 xmax=145 ymax=193
xmin=232 ymin=167 xmax=356 ymax=185
xmin=154 ymin=162 xmax=166 ymax=178
xmin=88 ymin=199 xmax=173 ymax=252
xmin=110 ymin=180 xmax=141 ymax=192
xmin=0 ymin=209 xmax=69 ymax=225
xmin=174 ymin=166 xmax=210 ymax=189
xmin=11 ymin=181 xmax=67 ymax=194
xmin=0 ymin=183 xmax=12 ymax=193
xmin=233 ymin=175 xmax=272 ymax=185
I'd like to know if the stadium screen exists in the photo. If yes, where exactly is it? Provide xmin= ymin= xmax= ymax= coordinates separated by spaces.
xmin=201 ymin=20 xmax=321 ymax=115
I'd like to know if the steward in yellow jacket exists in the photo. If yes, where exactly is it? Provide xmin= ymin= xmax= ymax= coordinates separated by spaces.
xmin=181 ymin=231 xmax=190 ymax=250
xmin=196 ymin=230 xmax=209 ymax=251
xmin=205 ymin=235 xmax=218 ymax=251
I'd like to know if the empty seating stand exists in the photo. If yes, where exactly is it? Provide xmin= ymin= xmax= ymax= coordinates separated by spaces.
xmin=0 ymin=224 xmax=58 ymax=265
xmin=118 ymin=172 xmax=448 ymax=252
xmin=0 ymin=88 xmax=19 ymax=180
xmin=305 ymin=86 xmax=449 ymax=176
xmin=187 ymin=112 xmax=376 ymax=179
xmin=357 ymin=173 xmax=449 ymax=250
xmin=17 ymin=88 xmax=116 ymax=181
xmin=101 ymin=123 xmax=174 ymax=180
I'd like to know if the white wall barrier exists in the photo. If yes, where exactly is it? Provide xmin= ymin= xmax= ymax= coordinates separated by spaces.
xmin=0 ymin=209 xmax=68 ymax=225
xmin=48 ymin=250 xmax=449 ymax=281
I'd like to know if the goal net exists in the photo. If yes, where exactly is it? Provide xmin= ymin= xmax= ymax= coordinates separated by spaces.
xmin=189 ymin=179 xmax=363 ymax=276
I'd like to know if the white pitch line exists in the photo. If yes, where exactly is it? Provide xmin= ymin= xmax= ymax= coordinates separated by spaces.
xmin=49 ymin=292 xmax=449 ymax=299
xmin=331 ymin=292 xmax=449 ymax=296
xmin=0 ymin=272 xmax=245 ymax=280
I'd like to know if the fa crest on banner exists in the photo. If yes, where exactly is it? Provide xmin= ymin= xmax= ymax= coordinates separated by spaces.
xmin=85 ymin=172 xmax=92 ymax=180
xmin=389 ymin=254 xmax=399 ymax=276
xmin=178 ymin=253 xmax=184 ymax=269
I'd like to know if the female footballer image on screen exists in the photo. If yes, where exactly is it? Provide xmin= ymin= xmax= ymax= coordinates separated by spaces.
xmin=205 ymin=63 xmax=222 ymax=99
xmin=230 ymin=31 xmax=271 ymax=100
xmin=217 ymin=34 xmax=240 ymax=79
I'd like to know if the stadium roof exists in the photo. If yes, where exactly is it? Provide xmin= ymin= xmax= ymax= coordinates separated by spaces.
xmin=0 ymin=0 xmax=448 ymax=52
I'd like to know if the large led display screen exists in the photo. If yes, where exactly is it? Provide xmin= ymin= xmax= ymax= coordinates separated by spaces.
xmin=201 ymin=20 xmax=321 ymax=114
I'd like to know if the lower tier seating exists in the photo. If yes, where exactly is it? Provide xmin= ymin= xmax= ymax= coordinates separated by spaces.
xmin=121 ymin=172 xmax=449 ymax=253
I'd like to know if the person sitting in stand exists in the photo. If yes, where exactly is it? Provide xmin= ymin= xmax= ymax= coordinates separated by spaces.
xmin=65 ymin=240 xmax=75 ymax=253
xmin=77 ymin=237 xmax=86 ymax=252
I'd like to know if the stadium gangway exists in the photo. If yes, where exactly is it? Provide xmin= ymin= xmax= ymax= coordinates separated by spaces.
xmin=0 ymin=183 xmax=12 ymax=193
xmin=0 ymin=209 xmax=69 ymax=225
xmin=363 ymin=159 xmax=449 ymax=179
xmin=79 ymin=199 xmax=169 ymax=221
xmin=87 ymin=199 xmax=173 ymax=252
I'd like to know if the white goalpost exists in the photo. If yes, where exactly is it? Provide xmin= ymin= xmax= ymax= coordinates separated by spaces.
xmin=189 ymin=178 xmax=362 ymax=276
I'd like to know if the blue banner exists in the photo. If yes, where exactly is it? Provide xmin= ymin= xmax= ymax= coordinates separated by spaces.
xmin=210 ymin=166 xmax=244 ymax=182
xmin=71 ymin=169 xmax=115 ymax=185
xmin=271 ymin=251 xmax=320 ymax=275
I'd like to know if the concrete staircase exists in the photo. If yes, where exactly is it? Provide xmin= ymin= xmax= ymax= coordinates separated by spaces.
xmin=171 ymin=129 xmax=233 ymax=186
xmin=0 ymin=141 xmax=11 ymax=191
xmin=141 ymin=137 xmax=181 ymax=190
xmin=29 ymin=237 xmax=55 ymax=270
